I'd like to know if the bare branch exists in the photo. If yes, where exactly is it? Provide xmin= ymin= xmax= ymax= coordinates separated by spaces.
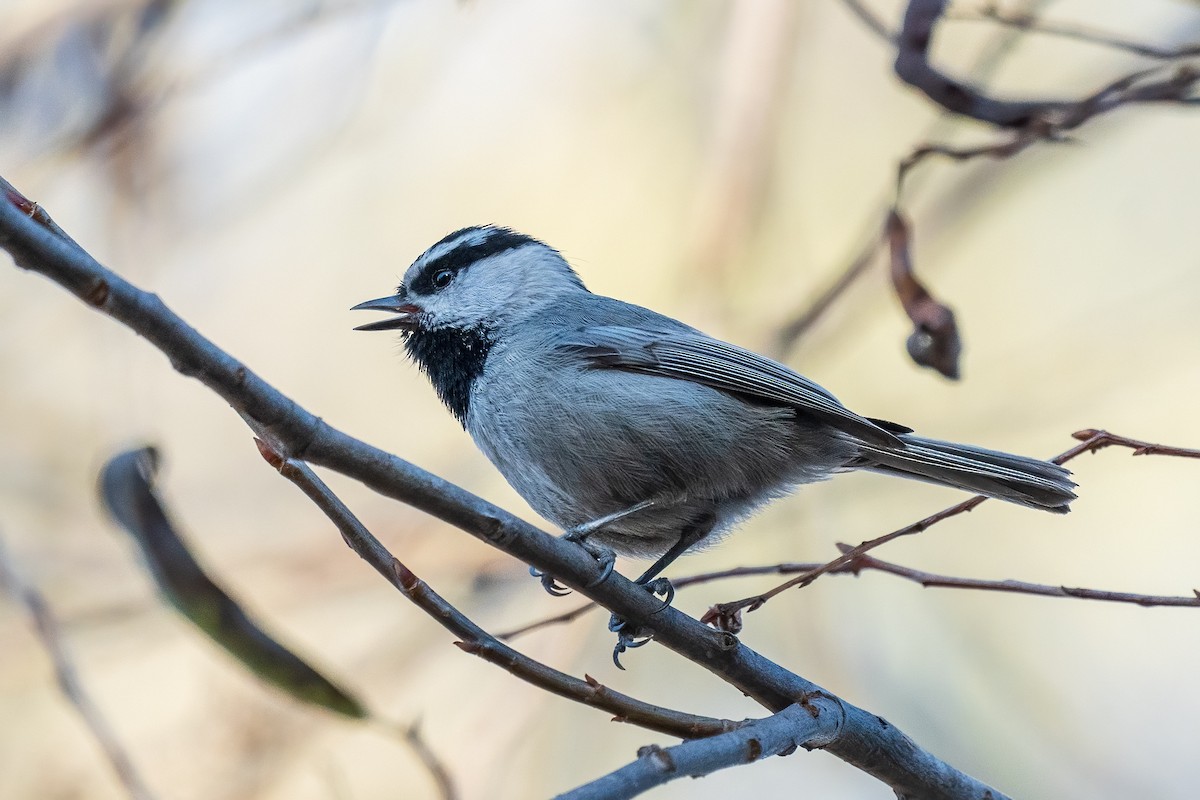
xmin=950 ymin=4 xmax=1200 ymax=60
xmin=0 ymin=175 xmax=1014 ymax=799
xmin=556 ymin=698 xmax=844 ymax=800
xmin=705 ymin=428 xmax=1200 ymax=629
xmin=894 ymin=0 xmax=1063 ymax=126
xmin=898 ymin=63 xmax=1200 ymax=194
xmin=838 ymin=546 xmax=1200 ymax=607
xmin=0 ymin=535 xmax=158 ymax=800
xmin=251 ymin=438 xmax=739 ymax=741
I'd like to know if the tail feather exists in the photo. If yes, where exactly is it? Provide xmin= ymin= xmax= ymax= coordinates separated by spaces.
xmin=856 ymin=434 xmax=1076 ymax=513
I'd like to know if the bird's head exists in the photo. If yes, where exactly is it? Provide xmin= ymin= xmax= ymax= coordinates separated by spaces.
xmin=352 ymin=225 xmax=586 ymax=336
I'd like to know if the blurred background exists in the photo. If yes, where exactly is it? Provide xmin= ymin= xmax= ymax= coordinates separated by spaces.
xmin=1 ymin=0 xmax=1198 ymax=797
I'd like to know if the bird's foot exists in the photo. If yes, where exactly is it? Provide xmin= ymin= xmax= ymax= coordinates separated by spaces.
xmin=530 ymin=502 xmax=657 ymax=596
xmin=607 ymin=577 xmax=675 ymax=669
xmin=529 ymin=527 xmax=618 ymax=596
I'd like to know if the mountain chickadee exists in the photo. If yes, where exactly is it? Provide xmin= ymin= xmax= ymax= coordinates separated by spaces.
xmin=353 ymin=226 xmax=1075 ymax=648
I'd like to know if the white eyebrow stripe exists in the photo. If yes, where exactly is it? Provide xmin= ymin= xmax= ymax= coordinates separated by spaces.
xmin=422 ymin=228 xmax=493 ymax=265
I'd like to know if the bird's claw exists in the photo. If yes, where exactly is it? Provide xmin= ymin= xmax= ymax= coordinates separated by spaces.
xmin=584 ymin=552 xmax=616 ymax=588
xmin=606 ymin=576 xmax=676 ymax=668
xmin=529 ymin=565 xmax=572 ymax=596
xmin=609 ymin=616 xmax=654 ymax=670
xmin=529 ymin=530 xmax=618 ymax=595
xmin=642 ymin=577 xmax=674 ymax=608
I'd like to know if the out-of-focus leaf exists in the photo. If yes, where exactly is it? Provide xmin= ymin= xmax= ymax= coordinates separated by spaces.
xmin=99 ymin=446 xmax=367 ymax=720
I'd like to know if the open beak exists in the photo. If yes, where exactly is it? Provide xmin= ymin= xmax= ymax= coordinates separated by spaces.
xmin=351 ymin=294 xmax=423 ymax=332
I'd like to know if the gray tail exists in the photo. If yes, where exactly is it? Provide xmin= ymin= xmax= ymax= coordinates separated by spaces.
xmin=855 ymin=434 xmax=1076 ymax=513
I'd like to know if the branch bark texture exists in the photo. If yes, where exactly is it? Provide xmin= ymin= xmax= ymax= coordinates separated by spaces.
xmin=556 ymin=698 xmax=843 ymax=800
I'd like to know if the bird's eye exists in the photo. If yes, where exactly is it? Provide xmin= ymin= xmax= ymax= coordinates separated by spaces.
xmin=432 ymin=269 xmax=454 ymax=290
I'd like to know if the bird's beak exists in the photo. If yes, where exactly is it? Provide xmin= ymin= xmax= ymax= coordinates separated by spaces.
xmin=351 ymin=294 xmax=423 ymax=332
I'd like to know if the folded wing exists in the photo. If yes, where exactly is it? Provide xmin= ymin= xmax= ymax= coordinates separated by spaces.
xmin=559 ymin=326 xmax=903 ymax=449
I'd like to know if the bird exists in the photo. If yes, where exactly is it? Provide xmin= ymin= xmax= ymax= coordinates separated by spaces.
xmin=353 ymin=225 xmax=1076 ymax=657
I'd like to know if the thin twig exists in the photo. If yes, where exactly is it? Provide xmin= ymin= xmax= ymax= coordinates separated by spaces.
xmin=362 ymin=720 xmax=460 ymax=800
xmin=839 ymin=546 xmax=1200 ymax=607
xmin=508 ymin=537 xmax=1200 ymax=640
xmin=895 ymin=0 xmax=1073 ymax=127
xmin=0 ymin=535 xmax=158 ymax=800
xmin=401 ymin=722 xmax=458 ymax=800
xmin=835 ymin=0 xmax=893 ymax=43
xmin=251 ymin=438 xmax=739 ymax=741
xmin=704 ymin=429 xmax=1199 ymax=629
xmin=949 ymin=4 xmax=1200 ymax=60
xmin=892 ymin=0 xmax=1200 ymax=126
xmin=897 ymin=63 xmax=1200 ymax=196
xmin=773 ymin=233 xmax=881 ymax=352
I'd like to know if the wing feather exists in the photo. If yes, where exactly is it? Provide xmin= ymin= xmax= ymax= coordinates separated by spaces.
xmin=560 ymin=326 xmax=902 ymax=448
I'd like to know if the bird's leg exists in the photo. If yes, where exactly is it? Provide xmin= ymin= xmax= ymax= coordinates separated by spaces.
xmin=609 ymin=514 xmax=715 ymax=669
xmin=531 ymin=499 xmax=657 ymax=596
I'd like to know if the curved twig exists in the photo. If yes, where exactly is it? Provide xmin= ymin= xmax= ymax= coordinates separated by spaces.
xmin=252 ymin=438 xmax=737 ymax=741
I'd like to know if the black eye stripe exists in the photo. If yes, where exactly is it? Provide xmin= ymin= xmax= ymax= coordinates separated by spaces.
xmin=408 ymin=227 xmax=536 ymax=295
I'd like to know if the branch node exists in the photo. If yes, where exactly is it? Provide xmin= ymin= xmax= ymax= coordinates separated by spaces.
xmin=635 ymin=744 xmax=677 ymax=774
xmin=253 ymin=437 xmax=284 ymax=471
xmin=83 ymin=278 xmax=110 ymax=307
xmin=391 ymin=557 xmax=420 ymax=592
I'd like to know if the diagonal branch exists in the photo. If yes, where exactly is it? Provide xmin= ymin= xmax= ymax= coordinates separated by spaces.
xmin=835 ymin=0 xmax=893 ymax=43
xmin=0 ymin=175 xmax=1010 ymax=799
xmin=251 ymin=437 xmax=735 ymax=740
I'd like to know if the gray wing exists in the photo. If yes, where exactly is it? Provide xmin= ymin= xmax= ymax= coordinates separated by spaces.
xmin=559 ymin=326 xmax=904 ymax=449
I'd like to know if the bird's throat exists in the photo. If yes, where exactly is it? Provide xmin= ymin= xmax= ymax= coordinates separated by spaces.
xmin=404 ymin=325 xmax=495 ymax=427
